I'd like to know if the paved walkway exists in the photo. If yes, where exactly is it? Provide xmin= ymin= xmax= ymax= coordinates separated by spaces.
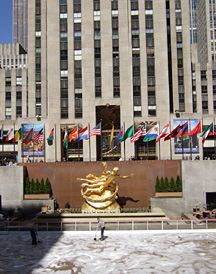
xmin=0 ymin=230 xmax=216 ymax=274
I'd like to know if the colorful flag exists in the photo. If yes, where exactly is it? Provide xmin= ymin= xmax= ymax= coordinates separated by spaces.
xmin=110 ymin=124 xmax=115 ymax=149
xmin=5 ymin=128 xmax=14 ymax=143
xmin=131 ymin=124 xmax=146 ymax=143
xmin=164 ymin=122 xmax=189 ymax=141
xmin=119 ymin=125 xmax=134 ymax=143
xmin=200 ymin=122 xmax=213 ymax=144
xmin=115 ymin=126 xmax=124 ymax=146
xmin=47 ymin=128 xmax=54 ymax=146
xmin=63 ymin=129 xmax=68 ymax=149
xmin=14 ymin=128 xmax=22 ymax=142
xmin=68 ymin=127 xmax=78 ymax=143
xmin=34 ymin=128 xmax=44 ymax=144
xmin=23 ymin=128 xmax=34 ymax=144
xmin=75 ymin=126 xmax=89 ymax=142
xmin=143 ymin=124 xmax=159 ymax=142
xmin=189 ymin=120 xmax=202 ymax=137
xmin=90 ymin=123 xmax=101 ymax=137
xmin=155 ymin=124 xmax=169 ymax=143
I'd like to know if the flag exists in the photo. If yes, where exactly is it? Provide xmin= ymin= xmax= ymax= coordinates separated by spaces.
xmin=143 ymin=124 xmax=159 ymax=142
xmin=200 ymin=122 xmax=213 ymax=144
xmin=47 ymin=128 xmax=54 ymax=146
xmin=189 ymin=121 xmax=202 ymax=137
xmin=75 ymin=126 xmax=89 ymax=142
xmin=5 ymin=128 xmax=14 ymax=143
xmin=23 ymin=128 xmax=34 ymax=144
xmin=63 ymin=129 xmax=68 ymax=149
xmin=110 ymin=124 xmax=115 ymax=149
xmin=131 ymin=124 xmax=146 ymax=143
xmin=164 ymin=122 xmax=188 ymax=141
xmin=115 ymin=126 xmax=124 ymax=146
xmin=68 ymin=127 xmax=78 ymax=143
xmin=0 ymin=127 xmax=3 ymax=140
xmin=34 ymin=128 xmax=44 ymax=144
xmin=119 ymin=125 xmax=134 ymax=143
xmin=90 ymin=123 xmax=101 ymax=137
xmin=155 ymin=124 xmax=169 ymax=143
xmin=14 ymin=128 xmax=22 ymax=142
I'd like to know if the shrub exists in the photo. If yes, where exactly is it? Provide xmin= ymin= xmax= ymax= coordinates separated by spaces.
xmin=169 ymin=176 xmax=176 ymax=192
xmin=45 ymin=178 xmax=52 ymax=195
xmin=25 ymin=177 xmax=30 ymax=194
xmin=164 ymin=177 xmax=170 ymax=192
xmin=155 ymin=176 xmax=161 ymax=192
xmin=176 ymin=175 xmax=182 ymax=192
xmin=35 ymin=178 xmax=40 ymax=194
xmin=30 ymin=178 xmax=35 ymax=194
xmin=39 ymin=178 xmax=45 ymax=194
xmin=160 ymin=177 xmax=165 ymax=192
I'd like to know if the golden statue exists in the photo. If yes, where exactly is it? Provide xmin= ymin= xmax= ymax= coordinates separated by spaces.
xmin=77 ymin=162 xmax=133 ymax=211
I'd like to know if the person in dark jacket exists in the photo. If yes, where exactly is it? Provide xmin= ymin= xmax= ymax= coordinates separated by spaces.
xmin=97 ymin=218 xmax=105 ymax=240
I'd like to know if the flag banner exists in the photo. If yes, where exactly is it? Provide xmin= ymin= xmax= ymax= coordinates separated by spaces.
xmin=14 ymin=128 xmax=22 ymax=142
xmin=155 ymin=124 xmax=169 ymax=143
xmin=63 ymin=129 xmax=68 ymax=149
xmin=68 ymin=127 xmax=78 ymax=143
xmin=170 ymin=119 xmax=199 ymax=154
xmin=200 ymin=122 xmax=213 ymax=144
xmin=164 ymin=122 xmax=189 ymax=141
xmin=90 ymin=122 xmax=101 ymax=137
xmin=23 ymin=128 xmax=34 ymax=144
xmin=5 ymin=128 xmax=14 ymax=143
xmin=110 ymin=124 xmax=114 ymax=149
xmin=115 ymin=126 xmax=124 ymax=146
xmin=34 ymin=128 xmax=44 ymax=144
xmin=119 ymin=125 xmax=134 ymax=143
xmin=22 ymin=123 xmax=45 ymax=157
xmin=74 ymin=126 xmax=89 ymax=142
xmin=47 ymin=128 xmax=54 ymax=146
xmin=131 ymin=124 xmax=146 ymax=143
xmin=143 ymin=123 xmax=159 ymax=142
xmin=189 ymin=120 xmax=201 ymax=136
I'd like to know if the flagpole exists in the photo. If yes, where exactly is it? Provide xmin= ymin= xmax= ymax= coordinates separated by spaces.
xmin=55 ymin=124 xmax=57 ymax=162
xmin=214 ymin=118 xmax=216 ymax=159
xmin=33 ymin=124 xmax=35 ymax=163
xmin=2 ymin=124 xmax=4 ymax=163
xmin=89 ymin=123 xmax=91 ymax=162
xmin=13 ymin=123 xmax=15 ymax=161
xmin=189 ymin=119 xmax=192 ymax=160
xmin=158 ymin=122 xmax=160 ymax=160
xmin=169 ymin=121 xmax=172 ymax=160
xmin=44 ymin=124 xmax=46 ymax=162
xmin=123 ymin=122 xmax=126 ymax=160
xmin=100 ymin=120 xmax=102 ymax=161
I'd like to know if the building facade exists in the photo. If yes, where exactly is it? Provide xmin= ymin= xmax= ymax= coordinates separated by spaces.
xmin=13 ymin=0 xmax=28 ymax=52
xmin=0 ymin=0 xmax=216 ymax=163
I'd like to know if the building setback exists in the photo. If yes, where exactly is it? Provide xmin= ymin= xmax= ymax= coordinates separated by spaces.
xmin=0 ymin=0 xmax=216 ymax=163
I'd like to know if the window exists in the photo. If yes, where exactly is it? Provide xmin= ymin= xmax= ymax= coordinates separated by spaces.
xmin=60 ymin=32 xmax=68 ymax=42
xmin=212 ymin=70 xmax=216 ymax=80
xmin=16 ymin=77 xmax=22 ymax=86
xmin=6 ymin=77 xmax=11 ymax=87
xmin=201 ymin=70 xmax=207 ymax=81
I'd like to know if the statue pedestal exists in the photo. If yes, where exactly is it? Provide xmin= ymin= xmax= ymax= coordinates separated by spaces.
xmin=81 ymin=189 xmax=120 ymax=213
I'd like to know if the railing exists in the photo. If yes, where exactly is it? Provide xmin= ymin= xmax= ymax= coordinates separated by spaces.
xmin=0 ymin=219 xmax=216 ymax=233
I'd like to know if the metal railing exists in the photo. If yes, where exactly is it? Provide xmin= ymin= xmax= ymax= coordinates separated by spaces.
xmin=0 ymin=219 xmax=216 ymax=233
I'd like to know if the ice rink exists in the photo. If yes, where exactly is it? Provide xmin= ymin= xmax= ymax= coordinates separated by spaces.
xmin=0 ymin=230 xmax=216 ymax=273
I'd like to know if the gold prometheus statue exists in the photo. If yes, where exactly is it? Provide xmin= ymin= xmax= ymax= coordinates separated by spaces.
xmin=77 ymin=162 xmax=133 ymax=211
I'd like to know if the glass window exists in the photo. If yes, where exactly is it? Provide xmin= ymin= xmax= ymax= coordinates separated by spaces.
xmin=16 ymin=77 xmax=22 ymax=86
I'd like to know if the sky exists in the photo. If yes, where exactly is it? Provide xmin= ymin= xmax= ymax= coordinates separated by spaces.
xmin=0 ymin=0 xmax=13 ymax=44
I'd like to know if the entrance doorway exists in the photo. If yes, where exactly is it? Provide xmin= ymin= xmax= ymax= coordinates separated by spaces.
xmin=206 ymin=192 xmax=216 ymax=210
xmin=96 ymin=105 xmax=121 ymax=161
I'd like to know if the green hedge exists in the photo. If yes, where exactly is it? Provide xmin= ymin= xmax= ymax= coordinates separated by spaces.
xmin=25 ymin=177 xmax=52 ymax=195
xmin=155 ymin=176 xmax=182 ymax=192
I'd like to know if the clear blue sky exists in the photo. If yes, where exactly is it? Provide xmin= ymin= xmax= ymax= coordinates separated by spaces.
xmin=0 ymin=0 xmax=13 ymax=44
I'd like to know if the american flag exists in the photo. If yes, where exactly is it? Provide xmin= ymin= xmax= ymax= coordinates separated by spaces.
xmin=34 ymin=128 xmax=44 ymax=144
xmin=90 ymin=122 xmax=101 ymax=137
xmin=130 ymin=125 xmax=146 ymax=143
